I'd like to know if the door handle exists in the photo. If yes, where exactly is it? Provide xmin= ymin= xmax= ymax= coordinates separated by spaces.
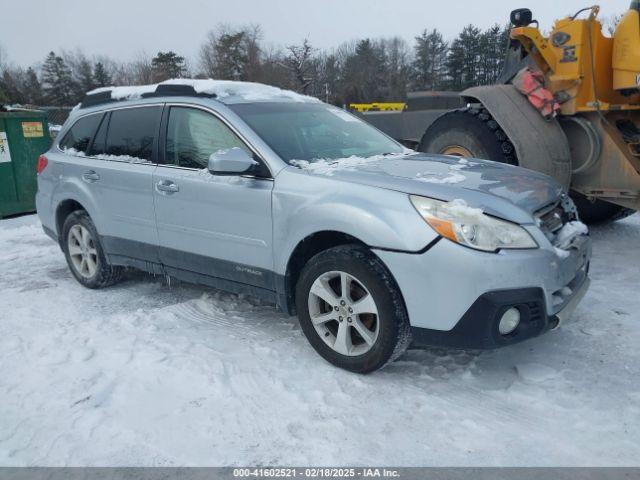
xmin=82 ymin=170 xmax=100 ymax=182
xmin=156 ymin=180 xmax=179 ymax=194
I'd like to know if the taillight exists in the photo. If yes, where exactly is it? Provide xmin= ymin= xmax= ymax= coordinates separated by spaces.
xmin=37 ymin=154 xmax=48 ymax=174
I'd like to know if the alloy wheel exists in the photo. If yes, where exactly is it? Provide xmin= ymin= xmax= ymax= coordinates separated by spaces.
xmin=307 ymin=270 xmax=380 ymax=356
xmin=67 ymin=224 xmax=99 ymax=279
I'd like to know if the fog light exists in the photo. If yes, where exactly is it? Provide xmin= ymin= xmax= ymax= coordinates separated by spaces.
xmin=499 ymin=307 xmax=521 ymax=335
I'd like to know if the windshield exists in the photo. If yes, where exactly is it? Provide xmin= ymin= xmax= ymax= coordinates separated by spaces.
xmin=229 ymin=102 xmax=404 ymax=163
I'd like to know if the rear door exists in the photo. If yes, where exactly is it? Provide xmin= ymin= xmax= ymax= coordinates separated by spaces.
xmin=152 ymin=104 xmax=275 ymax=290
xmin=61 ymin=105 xmax=163 ymax=265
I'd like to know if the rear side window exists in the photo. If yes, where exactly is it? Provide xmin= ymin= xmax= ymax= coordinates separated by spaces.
xmin=87 ymin=112 xmax=109 ymax=157
xmin=59 ymin=114 xmax=103 ymax=153
xmin=97 ymin=107 xmax=162 ymax=162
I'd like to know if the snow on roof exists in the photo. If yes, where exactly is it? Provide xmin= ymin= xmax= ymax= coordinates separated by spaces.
xmin=87 ymin=79 xmax=320 ymax=104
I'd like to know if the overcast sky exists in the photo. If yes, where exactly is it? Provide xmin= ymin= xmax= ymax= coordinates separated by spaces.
xmin=0 ymin=0 xmax=630 ymax=67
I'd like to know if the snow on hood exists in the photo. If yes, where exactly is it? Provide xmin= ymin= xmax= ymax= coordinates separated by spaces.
xmin=292 ymin=153 xmax=474 ymax=185
xmin=87 ymin=79 xmax=321 ymax=104
xmin=291 ymin=152 xmax=413 ymax=175
xmin=291 ymin=152 xmax=565 ymax=222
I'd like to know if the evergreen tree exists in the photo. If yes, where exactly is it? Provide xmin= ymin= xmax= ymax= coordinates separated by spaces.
xmin=151 ymin=51 xmax=187 ymax=82
xmin=445 ymin=37 xmax=465 ymax=91
xmin=0 ymin=69 xmax=26 ymax=104
xmin=93 ymin=62 xmax=112 ymax=87
xmin=215 ymin=32 xmax=250 ymax=80
xmin=41 ymin=52 xmax=77 ymax=105
xmin=341 ymin=39 xmax=388 ymax=103
xmin=411 ymin=29 xmax=447 ymax=91
xmin=478 ymin=24 xmax=509 ymax=85
xmin=445 ymin=25 xmax=483 ymax=90
xmin=24 ymin=67 xmax=44 ymax=104
xmin=75 ymin=57 xmax=96 ymax=97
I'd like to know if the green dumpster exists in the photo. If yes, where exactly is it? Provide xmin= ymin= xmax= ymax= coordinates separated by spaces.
xmin=0 ymin=109 xmax=51 ymax=218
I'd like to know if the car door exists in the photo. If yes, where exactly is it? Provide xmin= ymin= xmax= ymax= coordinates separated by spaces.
xmin=77 ymin=105 xmax=162 ymax=265
xmin=152 ymin=104 xmax=275 ymax=290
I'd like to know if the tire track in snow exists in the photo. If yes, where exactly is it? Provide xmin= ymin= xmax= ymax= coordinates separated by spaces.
xmin=168 ymin=298 xmax=261 ymax=336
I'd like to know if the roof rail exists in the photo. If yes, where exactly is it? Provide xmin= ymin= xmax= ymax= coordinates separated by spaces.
xmin=80 ymin=91 xmax=115 ymax=109
xmin=79 ymin=84 xmax=217 ymax=109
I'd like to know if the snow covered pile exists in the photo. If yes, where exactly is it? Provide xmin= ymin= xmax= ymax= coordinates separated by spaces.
xmin=88 ymin=79 xmax=320 ymax=104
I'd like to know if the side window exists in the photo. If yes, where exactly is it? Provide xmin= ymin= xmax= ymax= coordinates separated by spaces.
xmin=165 ymin=107 xmax=252 ymax=169
xmin=59 ymin=113 xmax=103 ymax=153
xmin=87 ymin=112 xmax=109 ymax=157
xmin=100 ymin=106 xmax=162 ymax=162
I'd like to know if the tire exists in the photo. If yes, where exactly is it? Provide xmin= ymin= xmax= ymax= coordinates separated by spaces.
xmin=295 ymin=244 xmax=411 ymax=373
xmin=570 ymin=191 xmax=636 ymax=224
xmin=61 ymin=210 xmax=123 ymax=289
xmin=419 ymin=107 xmax=518 ymax=165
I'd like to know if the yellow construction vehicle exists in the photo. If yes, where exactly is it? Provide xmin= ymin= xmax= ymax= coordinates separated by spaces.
xmin=361 ymin=3 xmax=640 ymax=223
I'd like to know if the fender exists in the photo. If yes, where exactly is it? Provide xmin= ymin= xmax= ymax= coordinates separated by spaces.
xmin=51 ymin=175 xmax=102 ymax=235
xmin=462 ymin=85 xmax=572 ymax=189
xmin=272 ymin=171 xmax=438 ymax=276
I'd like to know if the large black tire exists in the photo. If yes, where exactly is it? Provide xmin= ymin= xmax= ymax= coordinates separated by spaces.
xmin=419 ymin=107 xmax=518 ymax=165
xmin=570 ymin=192 xmax=636 ymax=224
xmin=61 ymin=210 xmax=123 ymax=289
xmin=295 ymin=245 xmax=411 ymax=374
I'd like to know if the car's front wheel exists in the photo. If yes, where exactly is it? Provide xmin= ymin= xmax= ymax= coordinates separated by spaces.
xmin=62 ymin=210 xmax=123 ymax=289
xmin=295 ymin=245 xmax=411 ymax=373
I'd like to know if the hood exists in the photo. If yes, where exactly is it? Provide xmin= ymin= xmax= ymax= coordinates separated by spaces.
xmin=292 ymin=153 xmax=564 ymax=223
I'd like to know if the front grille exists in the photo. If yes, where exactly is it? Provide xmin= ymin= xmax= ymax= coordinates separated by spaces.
xmin=538 ymin=205 xmax=565 ymax=234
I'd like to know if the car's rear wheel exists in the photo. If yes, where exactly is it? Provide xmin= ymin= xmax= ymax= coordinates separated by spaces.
xmin=62 ymin=210 xmax=123 ymax=288
xmin=295 ymin=245 xmax=411 ymax=373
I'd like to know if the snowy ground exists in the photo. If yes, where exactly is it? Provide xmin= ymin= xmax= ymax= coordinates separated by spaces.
xmin=0 ymin=214 xmax=639 ymax=467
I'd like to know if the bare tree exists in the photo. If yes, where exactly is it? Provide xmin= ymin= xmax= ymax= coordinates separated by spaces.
xmin=281 ymin=39 xmax=315 ymax=93
xmin=0 ymin=44 xmax=6 ymax=73
xmin=199 ymin=24 xmax=262 ymax=80
xmin=382 ymin=37 xmax=410 ymax=100
xmin=258 ymin=45 xmax=289 ymax=88
xmin=130 ymin=52 xmax=154 ymax=84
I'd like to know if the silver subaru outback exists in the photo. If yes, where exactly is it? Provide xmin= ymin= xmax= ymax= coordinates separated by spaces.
xmin=36 ymin=80 xmax=591 ymax=373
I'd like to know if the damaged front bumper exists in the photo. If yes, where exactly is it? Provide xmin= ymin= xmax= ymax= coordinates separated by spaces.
xmin=374 ymin=228 xmax=592 ymax=350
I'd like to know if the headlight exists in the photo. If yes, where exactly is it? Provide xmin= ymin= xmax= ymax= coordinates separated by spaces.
xmin=410 ymin=195 xmax=538 ymax=252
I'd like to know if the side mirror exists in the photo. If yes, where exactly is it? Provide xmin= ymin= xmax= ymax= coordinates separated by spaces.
xmin=208 ymin=147 xmax=258 ymax=176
